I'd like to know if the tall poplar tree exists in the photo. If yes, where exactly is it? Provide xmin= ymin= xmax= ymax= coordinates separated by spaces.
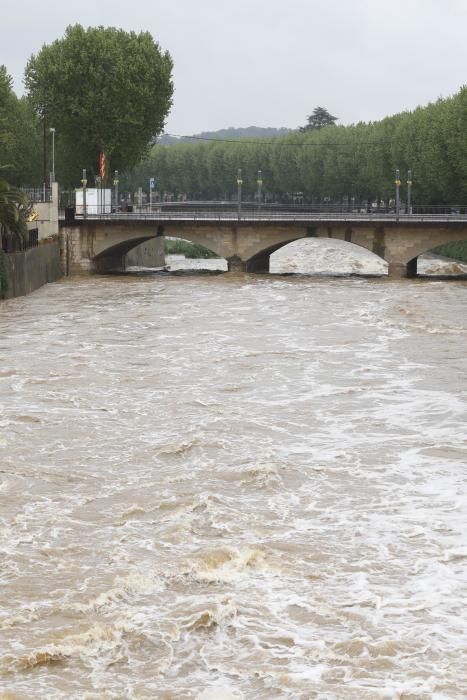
xmin=25 ymin=25 xmax=174 ymax=185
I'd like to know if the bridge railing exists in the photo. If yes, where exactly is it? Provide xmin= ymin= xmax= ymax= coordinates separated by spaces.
xmin=68 ymin=202 xmax=467 ymax=222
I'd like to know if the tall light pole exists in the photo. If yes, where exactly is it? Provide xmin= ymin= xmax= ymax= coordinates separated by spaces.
xmin=237 ymin=168 xmax=243 ymax=219
xmin=395 ymin=168 xmax=401 ymax=221
xmin=407 ymin=169 xmax=412 ymax=214
xmin=49 ymin=127 xmax=56 ymax=185
xmin=81 ymin=168 xmax=87 ymax=219
xmin=149 ymin=177 xmax=155 ymax=210
xmin=257 ymin=169 xmax=263 ymax=209
xmin=113 ymin=170 xmax=119 ymax=212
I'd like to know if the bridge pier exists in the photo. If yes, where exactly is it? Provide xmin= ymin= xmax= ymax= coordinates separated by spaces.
xmin=227 ymin=255 xmax=247 ymax=273
xmin=388 ymin=259 xmax=418 ymax=279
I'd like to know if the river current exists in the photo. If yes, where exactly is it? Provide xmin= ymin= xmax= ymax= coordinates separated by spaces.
xmin=1 ymin=265 xmax=467 ymax=698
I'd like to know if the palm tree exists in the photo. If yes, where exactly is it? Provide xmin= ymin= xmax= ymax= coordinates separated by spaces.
xmin=0 ymin=176 xmax=27 ymax=244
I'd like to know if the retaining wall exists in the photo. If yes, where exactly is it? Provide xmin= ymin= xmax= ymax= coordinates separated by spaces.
xmin=1 ymin=239 xmax=62 ymax=300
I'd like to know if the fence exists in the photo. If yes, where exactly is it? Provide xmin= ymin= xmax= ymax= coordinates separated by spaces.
xmin=1 ymin=229 xmax=39 ymax=254
xmin=20 ymin=187 xmax=52 ymax=203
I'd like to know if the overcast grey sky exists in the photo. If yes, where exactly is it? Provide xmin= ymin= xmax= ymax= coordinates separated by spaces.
xmin=2 ymin=0 xmax=467 ymax=134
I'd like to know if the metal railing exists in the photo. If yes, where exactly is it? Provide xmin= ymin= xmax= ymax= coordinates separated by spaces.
xmin=20 ymin=187 xmax=52 ymax=203
xmin=67 ymin=202 xmax=467 ymax=224
xmin=2 ymin=229 xmax=39 ymax=254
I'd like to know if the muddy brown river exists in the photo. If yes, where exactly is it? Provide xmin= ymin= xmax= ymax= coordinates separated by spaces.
xmin=1 ymin=269 xmax=467 ymax=699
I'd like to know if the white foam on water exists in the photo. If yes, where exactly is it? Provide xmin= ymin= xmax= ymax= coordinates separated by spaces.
xmin=1 ymin=274 xmax=467 ymax=697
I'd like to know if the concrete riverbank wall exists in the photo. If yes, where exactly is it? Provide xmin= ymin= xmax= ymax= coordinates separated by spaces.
xmin=1 ymin=239 xmax=62 ymax=300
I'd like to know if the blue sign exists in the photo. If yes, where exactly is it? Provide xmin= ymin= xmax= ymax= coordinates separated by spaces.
xmin=149 ymin=177 xmax=156 ymax=189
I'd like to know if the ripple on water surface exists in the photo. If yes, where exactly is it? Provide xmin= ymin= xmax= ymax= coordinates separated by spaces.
xmin=0 ymin=273 xmax=467 ymax=698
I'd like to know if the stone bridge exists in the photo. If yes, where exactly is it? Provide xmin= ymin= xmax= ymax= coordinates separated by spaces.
xmin=60 ymin=215 xmax=467 ymax=278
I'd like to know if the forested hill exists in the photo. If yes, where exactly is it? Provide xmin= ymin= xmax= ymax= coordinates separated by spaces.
xmin=157 ymin=126 xmax=290 ymax=145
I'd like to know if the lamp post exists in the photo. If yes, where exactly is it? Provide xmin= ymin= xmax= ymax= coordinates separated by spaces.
xmin=407 ymin=170 xmax=412 ymax=214
xmin=237 ymin=168 xmax=243 ymax=219
xmin=149 ymin=177 xmax=155 ymax=210
xmin=81 ymin=168 xmax=87 ymax=219
xmin=113 ymin=170 xmax=119 ymax=212
xmin=49 ymin=127 xmax=56 ymax=185
xmin=395 ymin=169 xmax=401 ymax=221
xmin=96 ymin=175 xmax=102 ymax=216
xmin=256 ymin=169 xmax=263 ymax=209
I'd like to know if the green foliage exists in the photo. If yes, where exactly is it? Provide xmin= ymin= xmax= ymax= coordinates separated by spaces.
xmin=0 ymin=65 xmax=42 ymax=185
xmin=0 ymin=178 xmax=28 ymax=239
xmin=25 ymin=24 xmax=173 ymax=185
xmin=431 ymin=241 xmax=467 ymax=263
xmin=158 ymin=126 xmax=290 ymax=145
xmin=300 ymin=107 xmax=338 ymax=132
xmin=122 ymin=87 xmax=467 ymax=206
xmin=164 ymin=238 xmax=219 ymax=258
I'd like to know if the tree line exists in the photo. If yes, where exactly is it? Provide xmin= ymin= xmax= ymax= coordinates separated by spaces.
xmin=123 ymin=91 xmax=467 ymax=206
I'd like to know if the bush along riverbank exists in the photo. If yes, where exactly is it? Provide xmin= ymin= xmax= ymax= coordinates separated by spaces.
xmin=432 ymin=241 xmax=467 ymax=263
xmin=164 ymin=238 xmax=219 ymax=259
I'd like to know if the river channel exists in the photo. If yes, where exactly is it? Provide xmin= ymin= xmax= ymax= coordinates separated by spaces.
xmin=1 ymin=267 xmax=467 ymax=699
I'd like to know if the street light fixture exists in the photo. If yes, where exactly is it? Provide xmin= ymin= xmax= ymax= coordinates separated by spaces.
xmin=113 ymin=170 xmax=119 ymax=212
xmin=237 ymin=168 xmax=243 ymax=219
xmin=49 ymin=127 xmax=56 ymax=185
xmin=395 ymin=168 xmax=401 ymax=221
xmin=407 ymin=170 xmax=413 ymax=214
xmin=257 ymin=169 xmax=263 ymax=209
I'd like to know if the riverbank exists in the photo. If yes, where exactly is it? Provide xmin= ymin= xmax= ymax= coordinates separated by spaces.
xmin=0 ymin=238 xmax=62 ymax=300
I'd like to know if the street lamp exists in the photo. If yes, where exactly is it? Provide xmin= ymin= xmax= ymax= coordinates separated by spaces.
xmin=237 ymin=168 xmax=243 ymax=219
xmin=95 ymin=175 xmax=102 ymax=216
xmin=257 ymin=169 xmax=263 ymax=209
xmin=395 ymin=168 xmax=401 ymax=221
xmin=149 ymin=176 xmax=155 ymax=210
xmin=113 ymin=170 xmax=119 ymax=212
xmin=407 ymin=170 xmax=413 ymax=214
xmin=81 ymin=168 xmax=87 ymax=219
xmin=49 ymin=127 xmax=56 ymax=185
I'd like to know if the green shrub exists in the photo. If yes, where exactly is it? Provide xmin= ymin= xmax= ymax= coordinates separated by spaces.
xmin=164 ymin=238 xmax=219 ymax=258
xmin=431 ymin=241 xmax=467 ymax=263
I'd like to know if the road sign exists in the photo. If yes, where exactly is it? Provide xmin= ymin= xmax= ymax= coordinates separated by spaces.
xmin=149 ymin=177 xmax=156 ymax=190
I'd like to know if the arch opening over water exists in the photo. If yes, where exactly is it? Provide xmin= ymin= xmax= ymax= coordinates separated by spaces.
xmin=165 ymin=237 xmax=227 ymax=272
xmin=410 ymin=240 xmax=467 ymax=278
xmin=253 ymin=238 xmax=388 ymax=277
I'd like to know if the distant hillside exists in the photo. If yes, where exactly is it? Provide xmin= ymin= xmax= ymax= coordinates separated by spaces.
xmin=157 ymin=126 xmax=291 ymax=145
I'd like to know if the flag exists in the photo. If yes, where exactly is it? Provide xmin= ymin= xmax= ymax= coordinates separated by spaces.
xmin=99 ymin=151 xmax=106 ymax=178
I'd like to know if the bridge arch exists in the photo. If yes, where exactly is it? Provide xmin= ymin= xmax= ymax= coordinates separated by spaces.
xmin=246 ymin=235 xmax=388 ymax=275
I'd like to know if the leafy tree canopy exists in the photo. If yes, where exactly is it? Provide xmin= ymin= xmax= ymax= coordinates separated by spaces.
xmin=0 ymin=65 xmax=42 ymax=185
xmin=25 ymin=24 xmax=174 ymax=184
xmin=300 ymin=106 xmax=338 ymax=132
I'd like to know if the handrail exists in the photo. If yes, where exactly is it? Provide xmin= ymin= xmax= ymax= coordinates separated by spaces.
xmin=71 ymin=208 xmax=467 ymax=224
